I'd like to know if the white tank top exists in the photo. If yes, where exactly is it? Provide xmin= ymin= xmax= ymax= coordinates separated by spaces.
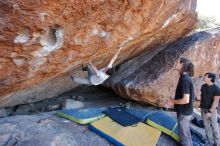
xmin=90 ymin=68 xmax=110 ymax=85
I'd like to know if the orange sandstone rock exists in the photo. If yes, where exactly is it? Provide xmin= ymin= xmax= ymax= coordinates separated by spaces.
xmin=0 ymin=0 xmax=197 ymax=107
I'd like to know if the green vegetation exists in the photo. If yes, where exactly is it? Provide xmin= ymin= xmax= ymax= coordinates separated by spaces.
xmin=195 ymin=15 xmax=220 ymax=31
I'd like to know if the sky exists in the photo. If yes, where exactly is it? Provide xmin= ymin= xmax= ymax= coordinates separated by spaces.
xmin=196 ymin=0 xmax=220 ymax=22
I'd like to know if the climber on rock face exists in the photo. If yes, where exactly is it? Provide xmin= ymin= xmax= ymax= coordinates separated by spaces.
xmin=68 ymin=37 xmax=133 ymax=86
xmin=69 ymin=49 xmax=119 ymax=85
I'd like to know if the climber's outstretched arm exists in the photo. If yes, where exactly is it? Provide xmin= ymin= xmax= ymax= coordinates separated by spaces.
xmin=89 ymin=61 xmax=99 ymax=75
xmin=103 ymin=48 xmax=121 ymax=72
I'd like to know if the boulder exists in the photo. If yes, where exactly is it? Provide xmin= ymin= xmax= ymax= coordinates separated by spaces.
xmin=0 ymin=0 xmax=197 ymax=107
xmin=62 ymin=99 xmax=84 ymax=110
xmin=105 ymin=28 xmax=220 ymax=108
xmin=0 ymin=113 xmax=111 ymax=146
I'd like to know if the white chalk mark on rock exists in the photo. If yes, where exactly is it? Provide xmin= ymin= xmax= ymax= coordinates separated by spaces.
xmin=90 ymin=27 xmax=108 ymax=38
xmin=39 ymin=12 xmax=49 ymax=21
xmin=33 ymin=27 xmax=64 ymax=57
xmin=14 ymin=27 xmax=30 ymax=43
xmin=161 ymin=14 xmax=179 ymax=29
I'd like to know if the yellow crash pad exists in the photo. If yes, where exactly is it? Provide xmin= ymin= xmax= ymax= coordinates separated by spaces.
xmin=90 ymin=117 xmax=161 ymax=146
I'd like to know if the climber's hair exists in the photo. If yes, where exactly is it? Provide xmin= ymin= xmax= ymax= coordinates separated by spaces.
xmin=179 ymin=57 xmax=194 ymax=77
